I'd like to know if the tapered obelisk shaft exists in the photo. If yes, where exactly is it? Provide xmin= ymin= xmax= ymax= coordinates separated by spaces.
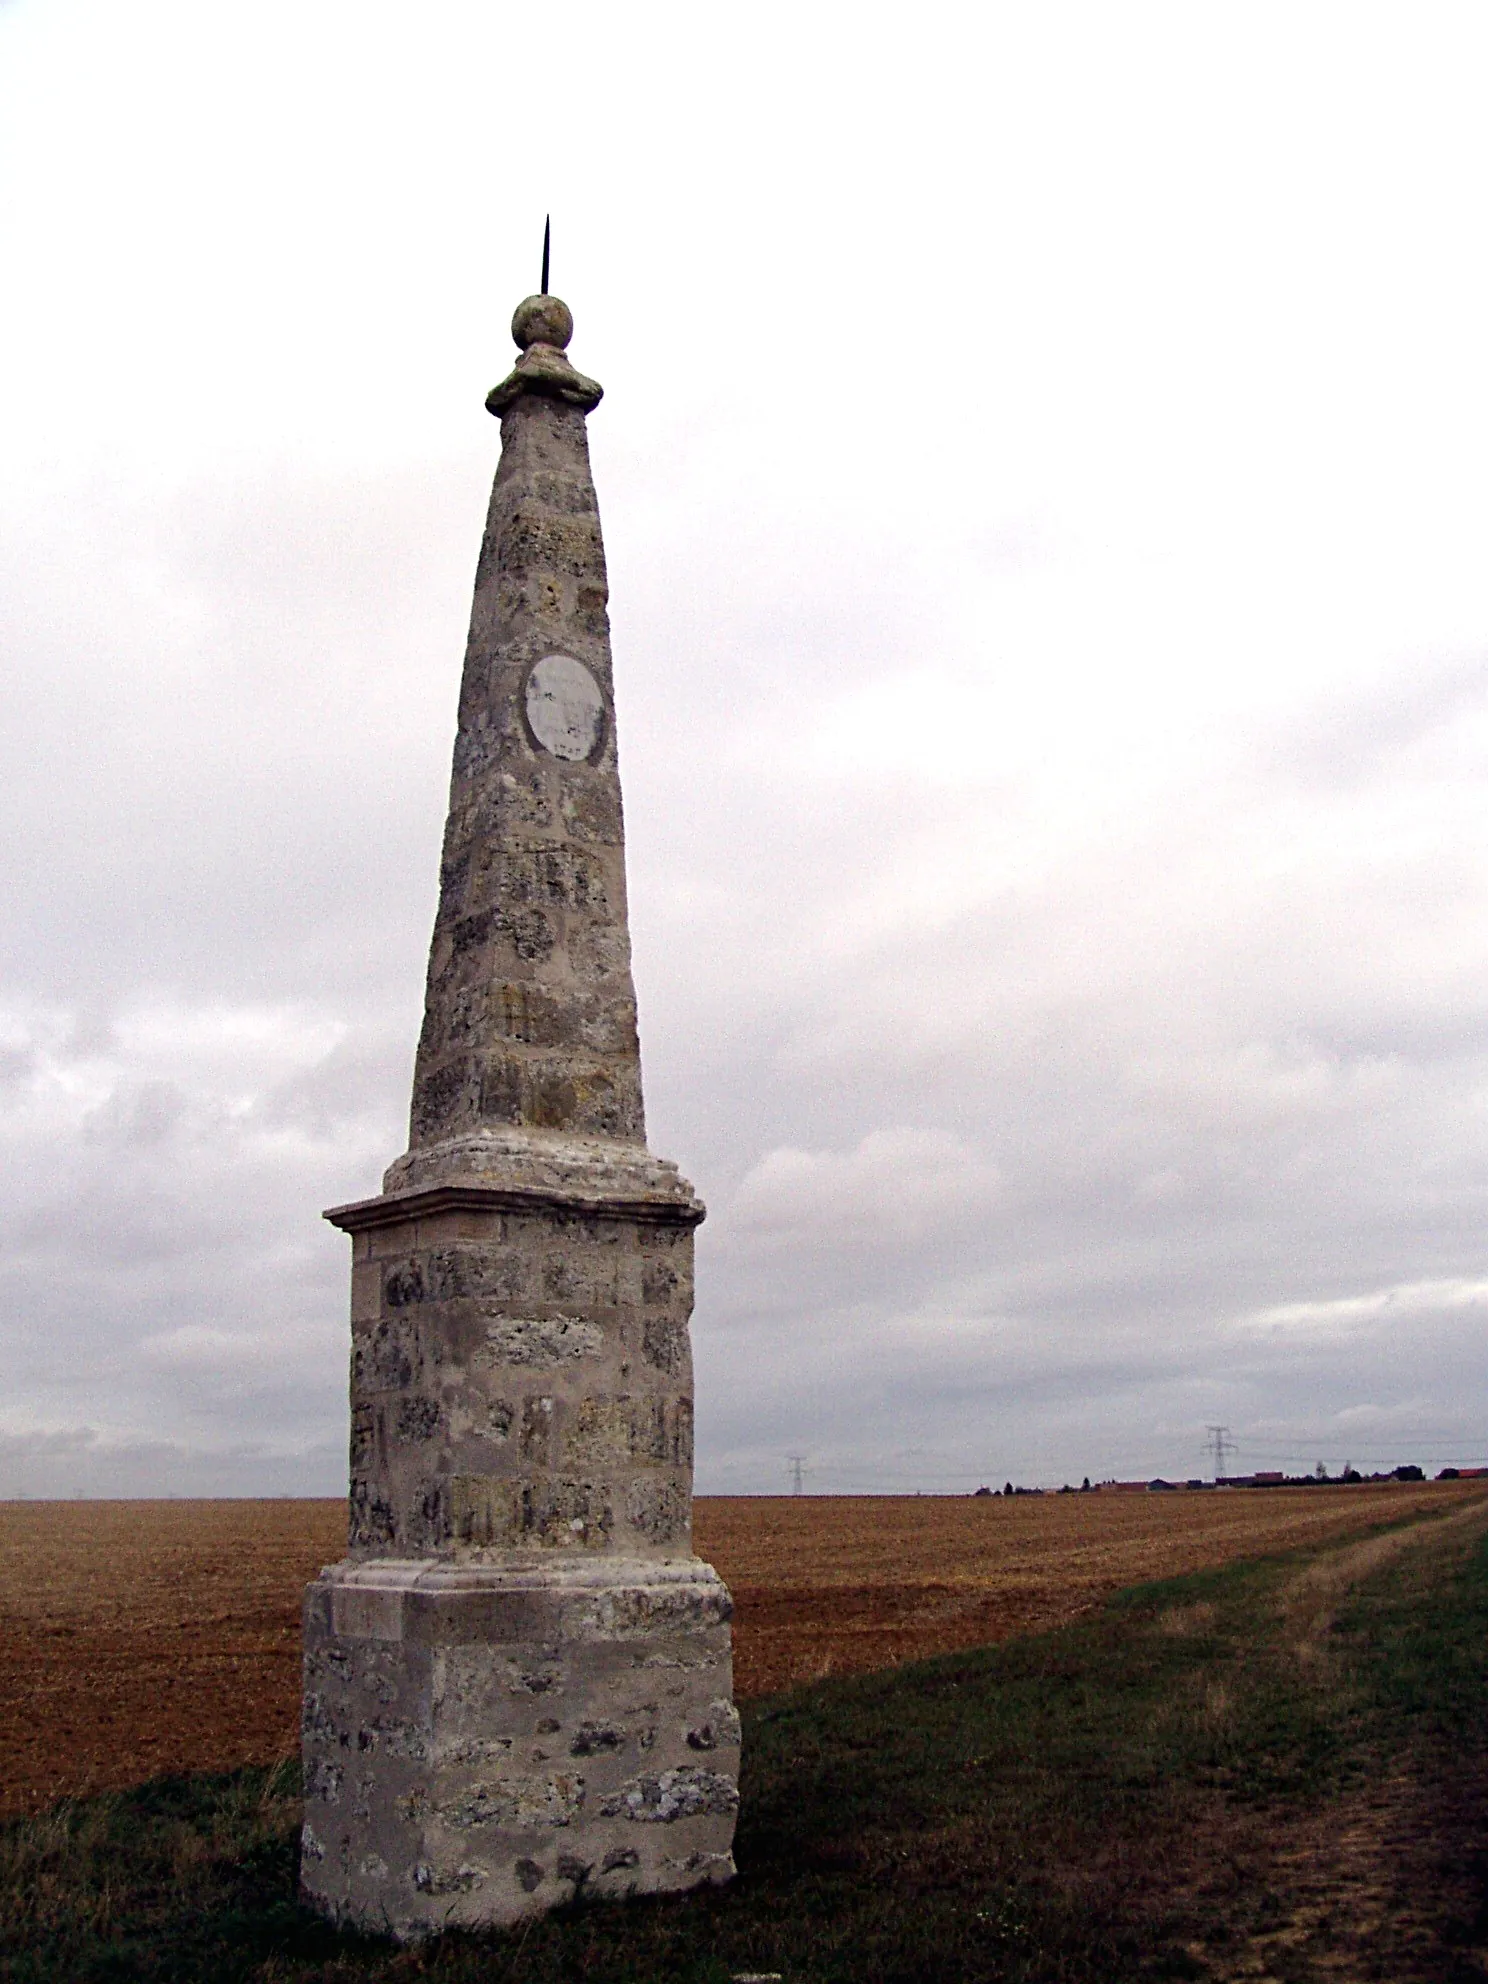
xmin=300 ymin=292 xmax=738 ymax=1940
xmin=406 ymin=294 xmax=643 ymax=1154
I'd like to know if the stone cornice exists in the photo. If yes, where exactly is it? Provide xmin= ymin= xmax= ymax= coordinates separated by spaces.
xmin=485 ymin=342 xmax=603 ymax=415
xmin=323 ymin=1179 xmax=705 ymax=1234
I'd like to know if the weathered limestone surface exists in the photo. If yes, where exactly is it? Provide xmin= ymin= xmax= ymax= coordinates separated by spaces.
xmin=301 ymin=1556 xmax=736 ymax=1935
xmin=407 ymin=287 xmax=641 ymax=1156
xmin=301 ymin=292 xmax=737 ymax=1939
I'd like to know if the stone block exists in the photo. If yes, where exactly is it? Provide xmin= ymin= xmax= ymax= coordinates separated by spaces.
xmin=301 ymin=1558 xmax=737 ymax=1938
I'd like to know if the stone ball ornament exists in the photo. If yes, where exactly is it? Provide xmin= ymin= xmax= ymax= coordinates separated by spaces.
xmin=511 ymin=293 xmax=574 ymax=350
xmin=524 ymin=652 xmax=607 ymax=761
xmin=487 ymin=290 xmax=601 ymax=416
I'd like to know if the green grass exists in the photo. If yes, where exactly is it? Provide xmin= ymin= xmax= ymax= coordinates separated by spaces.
xmin=5 ymin=1503 xmax=1488 ymax=1983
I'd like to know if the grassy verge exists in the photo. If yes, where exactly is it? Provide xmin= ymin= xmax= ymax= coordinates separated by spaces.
xmin=4 ymin=1500 xmax=1487 ymax=1983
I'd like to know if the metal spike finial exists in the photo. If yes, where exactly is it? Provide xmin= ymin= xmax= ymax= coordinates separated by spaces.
xmin=541 ymin=216 xmax=550 ymax=296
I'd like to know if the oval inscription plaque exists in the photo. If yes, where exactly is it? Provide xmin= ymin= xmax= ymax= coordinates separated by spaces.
xmin=524 ymin=654 xmax=605 ymax=762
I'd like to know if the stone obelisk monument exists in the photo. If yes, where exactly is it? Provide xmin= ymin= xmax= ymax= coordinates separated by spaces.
xmin=300 ymin=282 xmax=738 ymax=1938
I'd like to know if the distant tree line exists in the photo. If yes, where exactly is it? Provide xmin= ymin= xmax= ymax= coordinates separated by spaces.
xmin=970 ymin=1462 xmax=1456 ymax=1496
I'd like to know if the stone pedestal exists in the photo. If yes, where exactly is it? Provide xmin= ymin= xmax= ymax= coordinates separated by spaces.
xmin=301 ymin=1557 xmax=736 ymax=1937
xmin=301 ymin=1137 xmax=737 ymax=1935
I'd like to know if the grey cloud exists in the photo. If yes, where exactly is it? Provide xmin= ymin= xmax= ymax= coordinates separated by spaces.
xmin=1274 ymin=651 xmax=1488 ymax=790
xmin=83 ymin=1078 xmax=191 ymax=1149
xmin=729 ymin=1128 xmax=1001 ymax=1249
xmin=0 ymin=1422 xmax=346 ymax=1500
xmin=3 ymin=337 xmax=1488 ymax=1501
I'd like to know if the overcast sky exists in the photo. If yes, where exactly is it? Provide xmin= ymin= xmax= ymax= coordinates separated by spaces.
xmin=3 ymin=1 xmax=1488 ymax=1496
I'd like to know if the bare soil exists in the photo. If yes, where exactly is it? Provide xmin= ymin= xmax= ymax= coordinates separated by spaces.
xmin=0 ymin=1482 xmax=1475 ymax=1819
xmin=706 ymin=1484 xmax=1486 ymax=1698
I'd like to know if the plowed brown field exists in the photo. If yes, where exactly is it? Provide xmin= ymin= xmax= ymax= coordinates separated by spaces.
xmin=1 ymin=1483 xmax=1478 ymax=1817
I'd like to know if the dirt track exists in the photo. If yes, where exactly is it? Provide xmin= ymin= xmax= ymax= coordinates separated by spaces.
xmin=1 ymin=1483 xmax=1477 ymax=1817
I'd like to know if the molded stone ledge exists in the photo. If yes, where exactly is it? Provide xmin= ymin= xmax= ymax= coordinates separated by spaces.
xmin=321 ymin=1130 xmax=705 ymax=1233
xmin=485 ymin=342 xmax=603 ymax=415
xmin=309 ymin=1557 xmax=733 ymax=1654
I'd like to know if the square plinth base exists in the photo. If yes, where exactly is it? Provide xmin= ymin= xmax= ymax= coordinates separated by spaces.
xmin=299 ymin=1555 xmax=738 ymax=1940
